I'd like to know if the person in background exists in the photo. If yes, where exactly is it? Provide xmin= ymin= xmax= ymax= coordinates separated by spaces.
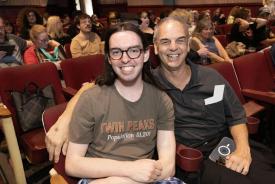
xmin=107 ymin=11 xmax=121 ymax=28
xmin=230 ymin=7 xmax=274 ymax=50
xmin=138 ymin=11 xmax=154 ymax=45
xmin=227 ymin=6 xmax=241 ymax=24
xmin=70 ymin=13 xmax=102 ymax=58
xmin=4 ymin=20 xmax=16 ymax=35
xmin=212 ymin=8 xmax=226 ymax=25
xmin=19 ymin=9 xmax=43 ymax=39
xmin=190 ymin=18 xmax=233 ymax=64
xmin=47 ymin=16 xmax=71 ymax=46
xmin=66 ymin=11 xmax=83 ymax=39
xmin=65 ymin=22 xmax=176 ymax=183
xmin=0 ymin=17 xmax=27 ymax=68
xmin=91 ymin=14 xmax=104 ymax=38
xmin=23 ymin=24 xmax=66 ymax=69
xmin=198 ymin=10 xmax=211 ymax=21
xmin=148 ymin=10 xmax=159 ymax=29
xmin=62 ymin=14 xmax=72 ymax=33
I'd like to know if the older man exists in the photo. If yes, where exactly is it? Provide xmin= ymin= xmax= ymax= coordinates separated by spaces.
xmin=152 ymin=17 xmax=275 ymax=184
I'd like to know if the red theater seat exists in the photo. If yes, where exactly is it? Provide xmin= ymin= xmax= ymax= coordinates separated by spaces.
xmin=233 ymin=52 xmax=275 ymax=105
xmin=43 ymin=103 xmax=78 ymax=184
xmin=61 ymin=54 xmax=104 ymax=95
xmin=0 ymin=63 xmax=66 ymax=164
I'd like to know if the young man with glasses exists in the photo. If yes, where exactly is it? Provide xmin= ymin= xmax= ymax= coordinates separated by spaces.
xmin=64 ymin=23 xmax=177 ymax=183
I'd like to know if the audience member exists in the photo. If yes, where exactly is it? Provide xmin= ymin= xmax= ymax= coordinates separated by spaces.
xmin=212 ymin=8 xmax=226 ymax=25
xmin=66 ymin=11 xmax=83 ymax=38
xmin=23 ymin=24 xmax=66 ymax=69
xmin=227 ymin=6 xmax=241 ymax=24
xmin=138 ymin=11 xmax=154 ymax=44
xmin=153 ymin=16 xmax=275 ymax=184
xmin=190 ymin=18 xmax=232 ymax=64
xmin=91 ymin=14 xmax=104 ymax=38
xmin=230 ymin=7 xmax=273 ymax=50
xmin=62 ymin=14 xmax=72 ymax=33
xmin=4 ymin=20 xmax=16 ymax=34
xmin=65 ymin=22 xmax=176 ymax=183
xmin=47 ymin=16 xmax=71 ymax=46
xmin=107 ymin=11 xmax=121 ymax=28
xmin=70 ymin=13 xmax=102 ymax=58
xmin=19 ymin=9 xmax=43 ymax=39
xmin=198 ymin=10 xmax=211 ymax=21
xmin=148 ymin=10 xmax=159 ymax=29
xmin=0 ymin=16 xmax=27 ymax=68
xmin=263 ymin=0 xmax=275 ymax=18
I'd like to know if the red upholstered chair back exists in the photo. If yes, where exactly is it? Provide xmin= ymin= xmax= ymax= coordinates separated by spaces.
xmin=215 ymin=24 xmax=233 ymax=35
xmin=215 ymin=35 xmax=228 ymax=48
xmin=43 ymin=103 xmax=78 ymax=184
xmin=61 ymin=54 xmax=104 ymax=90
xmin=207 ymin=62 xmax=246 ymax=104
xmin=233 ymin=52 xmax=275 ymax=91
xmin=0 ymin=62 xmax=66 ymax=163
xmin=263 ymin=48 xmax=275 ymax=80
xmin=149 ymin=45 xmax=160 ymax=68
xmin=64 ymin=43 xmax=72 ymax=58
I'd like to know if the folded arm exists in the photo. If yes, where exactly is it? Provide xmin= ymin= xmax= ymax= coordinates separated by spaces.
xmin=65 ymin=142 xmax=162 ymax=183
xmin=156 ymin=130 xmax=176 ymax=180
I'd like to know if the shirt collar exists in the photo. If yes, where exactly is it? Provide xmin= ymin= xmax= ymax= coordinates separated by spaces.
xmin=153 ymin=58 xmax=203 ymax=91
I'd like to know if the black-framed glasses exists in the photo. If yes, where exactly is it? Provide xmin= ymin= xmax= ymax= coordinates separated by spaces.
xmin=109 ymin=47 xmax=143 ymax=60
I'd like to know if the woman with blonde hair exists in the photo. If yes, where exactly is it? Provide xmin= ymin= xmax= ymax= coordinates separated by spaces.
xmin=47 ymin=16 xmax=71 ymax=46
xmin=24 ymin=24 xmax=67 ymax=69
xmin=190 ymin=18 xmax=232 ymax=64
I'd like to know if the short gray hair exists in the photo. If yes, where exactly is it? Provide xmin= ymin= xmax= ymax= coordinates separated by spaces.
xmin=153 ymin=16 xmax=189 ymax=44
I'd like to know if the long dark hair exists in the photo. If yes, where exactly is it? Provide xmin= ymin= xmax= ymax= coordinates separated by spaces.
xmin=96 ymin=22 xmax=160 ymax=88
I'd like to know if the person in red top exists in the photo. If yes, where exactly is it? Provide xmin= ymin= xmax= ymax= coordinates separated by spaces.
xmin=23 ymin=24 xmax=66 ymax=69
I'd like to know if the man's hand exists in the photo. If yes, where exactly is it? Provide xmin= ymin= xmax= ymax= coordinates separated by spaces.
xmin=0 ymin=51 xmax=7 ymax=60
xmin=225 ymin=146 xmax=251 ymax=175
xmin=45 ymin=114 xmax=70 ymax=163
xmin=127 ymin=159 xmax=162 ymax=183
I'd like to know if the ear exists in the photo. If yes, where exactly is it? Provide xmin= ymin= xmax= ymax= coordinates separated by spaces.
xmin=143 ymin=48 xmax=150 ymax=63
xmin=77 ymin=24 xmax=80 ymax=29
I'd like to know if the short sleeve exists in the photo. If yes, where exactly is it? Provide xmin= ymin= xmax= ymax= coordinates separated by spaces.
xmin=223 ymin=81 xmax=247 ymax=126
xmin=69 ymin=90 xmax=95 ymax=144
xmin=157 ymin=91 xmax=175 ymax=131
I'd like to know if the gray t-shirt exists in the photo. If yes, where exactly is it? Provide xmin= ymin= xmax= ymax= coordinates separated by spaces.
xmin=69 ymin=82 xmax=174 ymax=161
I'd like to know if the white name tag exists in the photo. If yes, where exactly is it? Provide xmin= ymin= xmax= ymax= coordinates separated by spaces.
xmin=204 ymin=85 xmax=225 ymax=105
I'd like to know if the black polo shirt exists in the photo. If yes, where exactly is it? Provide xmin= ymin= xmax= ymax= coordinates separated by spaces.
xmin=153 ymin=60 xmax=246 ymax=147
